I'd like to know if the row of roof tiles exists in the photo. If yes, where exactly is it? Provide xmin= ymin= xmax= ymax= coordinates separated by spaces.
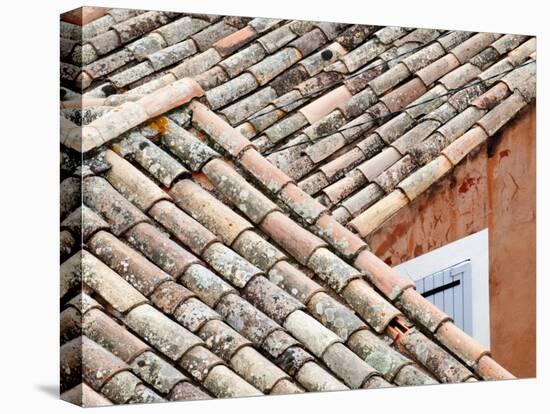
xmin=60 ymin=8 xmax=526 ymax=406
xmin=61 ymin=98 xmax=513 ymax=383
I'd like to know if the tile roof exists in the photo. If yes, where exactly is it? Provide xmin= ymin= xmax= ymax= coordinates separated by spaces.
xmin=60 ymin=6 xmax=534 ymax=406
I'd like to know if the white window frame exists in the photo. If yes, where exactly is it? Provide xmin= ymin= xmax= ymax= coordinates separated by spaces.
xmin=393 ymin=228 xmax=490 ymax=348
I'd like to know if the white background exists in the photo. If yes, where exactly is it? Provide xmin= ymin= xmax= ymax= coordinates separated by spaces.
xmin=0 ymin=0 xmax=546 ymax=412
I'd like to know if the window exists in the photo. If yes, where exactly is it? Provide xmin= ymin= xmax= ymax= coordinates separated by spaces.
xmin=394 ymin=229 xmax=489 ymax=347
xmin=415 ymin=260 xmax=473 ymax=336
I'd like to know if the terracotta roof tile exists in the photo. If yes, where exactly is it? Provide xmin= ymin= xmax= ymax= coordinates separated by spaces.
xmin=262 ymin=329 xmax=299 ymax=358
xmin=349 ymin=189 xmax=409 ymax=237
xmin=239 ymin=148 xmax=293 ymax=193
xmin=191 ymin=20 xmax=238 ymax=52
xmin=295 ymin=361 xmax=348 ymax=391
xmin=230 ymin=346 xmax=290 ymax=392
xmin=112 ymin=11 xmax=171 ymax=44
xmin=265 ymin=112 xmax=309 ymax=144
xmin=203 ymin=242 xmax=263 ymax=288
xmin=82 ymin=251 xmax=148 ymax=313
xmin=260 ymin=211 xmax=327 ymax=265
xmin=375 ymin=154 xmax=418 ymax=193
xmin=149 ymin=200 xmax=218 ymax=255
xmin=417 ymin=53 xmax=460 ymax=86
xmin=125 ymin=303 xmax=202 ymax=360
xmin=381 ymin=77 xmax=427 ymax=112
xmin=475 ymin=355 xmax=514 ymax=380
xmin=81 ymin=336 xmax=129 ymax=390
xmin=173 ymin=297 xmax=221 ymax=332
xmin=299 ymin=86 xmax=352 ymax=124
xmin=169 ymin=180 xmax=253 ymax=245
xmin=62 ymin=205 xmax=109 ymax=242
xmin=437 ymin=31 xmax=474 ymax=52
xmin=60 ymin=306 xmax=81 ymax=344
xmin=83 ymin=177 xmax=150 ymax=236
xmin=61 ymin=383 xmax=113 ymax=407
xmin=438 ymin=62 xmax=481 ymax=90
xmin=169 ymin=381 xmax=211 ymax=401
xmin=83 ymin=308 xmax=150 ymax=362
xmin=312 ymin=213 xmax=366 ymax=258
xmin=170 ymin=48 xmax=223 ymax=79
xmin=88 ymin=230 xmax=171 ymax=296
xmin=160 ymin=119 xmax=219 ymax=172
xmin=198 ymin=319 xmax=251 ymax=360
xmin=347 ymin=329 xmax=410 ymax=380
xmin=322 ymin=342 xmax=383 ymax=388
xmin=119 ymin=133 xmax=189 ymax=187
xmin=203 ymin=365 xmax=262 ymax=398
xmin=178 ymin=345 xmax=224 ymax=381
xmin=270 ymin=379 xmax=304 ymax=394
xmin=268 ymin=260 xmax=324 ymax=303
xmin=399 ymin=155 xmax=453 ymax=200
xmin=181 ymin=263 xmax=236 ymax=308
xmin=469 ymin=47 xmax=501 ymax=70
xmin=307 ymin=292 xmax=365 ymax=340
xmin=471 ymin=82 xmax=511 ymax=110
xmin=357 ymin=147 xmax=401 ymax=181
xmin=369 ymin=63 xmax=410 ymax=95
xmin=244 ymin=276 xmax=304 ymax=324
xmin=104 ymin=150 xmax=170 ymax=211
xmin=476 ymin=91 xmax=528 ymax=135
xmin=203 ymin=158 xmax=279 ymax=224
xmin=442 ymin=126 xmax=488 ymax=165
xmin=402 ymin=42 xmax=446 ymax=73
xmin=395 ymin=288 xmax=451 ymax=333
xmin=219 ymin=43 xmax=266 ymax=78
xmin=307 ymin=247 xmax=360 ymax=292
xmin=450 ymin=32 xmax=500 ymax=63
xmin=435 ymin=321 xmax=489 ymax=367
xmin=191 ymin=101 xmax=254 ymax=155
xmin=342 ymin=278 xmax=401 ymax=332
xmin=283 ymin=310 xmax=341 ymax=357
xmin=398 ymin=329 xmax=472 ymax=382
xmin=280 ymin=183 xmax=328 ymax=223
xmin=216 ymin=293 xmax=279 ymax=346
xmin=153 ymin=16 xmax=208 ymax=45
xmin=341 ymin=182 xmax=385 ymax=218
xmin=150 ymin=281 xmax=195 ymax=314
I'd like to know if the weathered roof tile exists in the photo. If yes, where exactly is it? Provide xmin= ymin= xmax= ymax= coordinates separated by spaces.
xmin=199 ymin=319 xmax=251 ymax=360
xmin=181 ymin=263 xmax=236 ymax=308
xmin=285 ymin=310 xmax=341 ymax=357
xmin=203 ymin=242 xmax=263 ymax=288
xmin=104 ymin=150 xmax=170 ymax=211
xmin=82 ymin=250 xmax=148 ymax=312
xmin=348 ymin=189 xmax=409 ymax=237
xmin=173 ymin=297 xmax=221 ymax=332
xmin=169 ymin=180 xmax=253 ymax=245
xmin=203 ymin=158 xmax=279 ymax=224
xmin=149 ymin=200 xmax=218 ymax=255
xmin=82 ymin=337 xmax=129 ymax=390
xmin=322 ymin=342 xmax=380 ymax=388
xmin=83 ymin=308 xmax=150 ymax=362
xmin=89 ymin=230 xmax=170 ymax=296
xmin=125 ymin=304 xmax=202 ymax=360
xmin=268 ymin=260 xmax=324 ymax=303
xmin=476 ymin=91 xmax=527 ymax=135
xmin=260 ymin=211 xmax=327 ymax=265
xmin=216 ymin=293 xmax=280 ymax=346
xmin=244 ymin=275 xmax=304 ymax=324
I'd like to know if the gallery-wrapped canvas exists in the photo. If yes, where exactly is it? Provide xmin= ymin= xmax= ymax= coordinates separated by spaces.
xmin=60 ymin=6 xmax=536 ymax=407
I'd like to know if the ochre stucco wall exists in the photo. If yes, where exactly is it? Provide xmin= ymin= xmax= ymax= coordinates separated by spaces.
xmin=366 ymin=103 xmax=536 ymax=377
